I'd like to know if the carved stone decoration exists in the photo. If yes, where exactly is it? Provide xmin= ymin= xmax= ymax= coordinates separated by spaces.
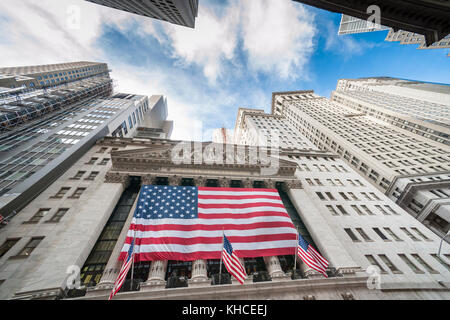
xmin=242 ymin=179 xmax=253 ymax=188
xmin=188 ymin=260 xmax=210 ymax=287
xmin=194 ymin=176 xmax=208 ymax=187
xmin=141 ymin=174 xmax=156 ymax=186
xmin=104 ymin=172 xmax=130 ymax=188
xmin=263 ymin=256 xmax=287 ymax=281
xmin=218 ymin=178 xmax=231 ymax=188
xmin=286 ymin=179 xmax=303 ymax=190
xmin=140 ymin=260 xmax=168 ymax=291
xmin=168 ymin=175 xmax=182 ymax=186
xmin=264 ymin=179 xmax=276 ymax=189
xmin=300 ymin=260 xmax=323 ymax=279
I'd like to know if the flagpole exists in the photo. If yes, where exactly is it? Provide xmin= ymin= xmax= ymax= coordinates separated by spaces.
xmin=218 ymin=229 xmax=224 ymax=285
xmin=293 ymin=227 xmax=299 ymax=279
xmin=130 ymin=227 xmax=136 ymax=291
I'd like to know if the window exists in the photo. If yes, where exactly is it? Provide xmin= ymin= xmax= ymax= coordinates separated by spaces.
xmin=351 ymin=205 xmax=364 ymax=215
xmin=398 ymin=254 xmax=424 ymax=274
xmin=375 ymin=205 xmax=389 ymax=215
xmin=71 ymin=171 xmax=86 ymax=180
xmin=326 ymin=205 xmax=338 ymax=216
xmin=325 ymin=192 xmax=336 ymax=200
xmin=344 ymin=228 xmax=360 ymax=242
xmin=336 ymin=205 xmax=349 ymax=215
xmin=355 ymin=228 xmax=371 ymax=241
xmin=69 ymin=187 xmax=87 ymax=199
xmin=361 ymin=205 xmax=375 ymax=215
xmin=25 ymin=208 xmax=50 ymax=224
xmin=99 ymin=158 xmax=110 ymax=166
xmin=52 ymin=187 xmax=70 ymax=199
xmin=378 ymin=255 xmax=401 ymax=273
xmin=97 ymin=147 xmax=108 ymax=153
xmin=365 ymin=255 xmax=388 ymax=274
xmin=86 ymin=157 xmax=98 ymax=165
xmin=373 ymin=228 xmax=389 ymax=241
xmin=47 ymin=208 xmax=69 ymax=223
xmin=16 ymin=237 xmax=44 ymax=258
xmin=430 ymin=254 xmax=450 ymax=271
xmin=410 ymin=227 xmax=431 ymax=241
xmin=400 ymin=228 xmax=420 ymax=241
xmin=339 ymin=192 xmax=349 ymax=201
xmin=411 ymin=254 xmax=438 ymax=274
xmin=383 ymin=228 xmax=402 ymax=241
xmin=316 ymin=192 xmax=326 ymax=200
xmin=85 ymin=171 xmax=99 ymax=181
xmin=0 ymin=238 xmax=20 ymax=258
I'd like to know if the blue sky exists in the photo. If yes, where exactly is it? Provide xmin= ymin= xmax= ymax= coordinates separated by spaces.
xmin=0 ymin=0 xmax=449 ymax=140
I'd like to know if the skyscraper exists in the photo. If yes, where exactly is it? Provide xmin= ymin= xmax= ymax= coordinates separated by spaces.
xmin=0 ymin=61 xmax=170 ymax=223
xmin=333 ymin=77 xmax=450 ymax=146
xmin=85 ymin=0 xmax=199 ymax=28
xmin=292 ymin=0 xmax=450 ymax=46
xmin=1 ymin=90 xmax=448 ymax=300
xmin=270 ymin=85 xmax=450 ymax=239
xmin=0 ymin=61 xmax=109 ymax=90
xmin=337 ymin=15 xmax=450 ymax=50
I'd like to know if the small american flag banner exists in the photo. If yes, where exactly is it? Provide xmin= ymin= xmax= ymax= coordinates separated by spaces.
xmin=222 ymin=234 xmax=246 ymax=284
xmin=297 ymin=234 xmax=329 ymax=277
xmin=109 ymin=238 xmax=135 ymax=300
xmin=120 ymin=185 xmax=298 ymax=261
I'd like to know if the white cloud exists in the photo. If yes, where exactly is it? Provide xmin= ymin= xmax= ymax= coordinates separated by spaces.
xmin=240 ymin=0 xmax=316 ymax=79
xmin=0 ymin=0 xmax=318 ymax=140
xmin=160 ymin=3 xmax=240 ymax=83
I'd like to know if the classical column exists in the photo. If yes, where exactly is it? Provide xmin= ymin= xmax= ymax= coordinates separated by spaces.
xmin=299 ymin=261 xmax=324 ymax=279
xmin=141 ymin=174 xmax=155 ymax=186
xmin=263 ymin=256 xmax=289 ymax=281
xmin=188 ymin=260 xmax=210 ymax=287
xmin=218 ymin=177 xmax=231 ymax=188
xmin=140 ymin=260 xmax=168 ymax=291
xmin=194 ymin=176 xmax=207 ymax=187
xmin=105 ymin=172 xmax=130 ymax=189
xmin=168 ymin=175 xmax=182 ymax=186
xmin=264 ymin=179 xmax=276 ymax=189
xmin=242 ymin=179 xmax=253 ymax=189
xmin=86 ymin=190 xmax=139 ymax=296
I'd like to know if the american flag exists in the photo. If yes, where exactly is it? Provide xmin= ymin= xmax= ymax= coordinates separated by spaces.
xmin=297 ymin=234 xmax=329 ymax=277
xmin=109 ymin=238 xmax=135 ymax=300
xmin=119 ymin=185 xmax=298 ymax=261
xmin=222 ymin=234 xmax=246 ymax=284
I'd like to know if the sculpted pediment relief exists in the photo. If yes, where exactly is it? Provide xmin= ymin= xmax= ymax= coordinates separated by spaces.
xmin=110 ymin=142 xmax=298 ymax=177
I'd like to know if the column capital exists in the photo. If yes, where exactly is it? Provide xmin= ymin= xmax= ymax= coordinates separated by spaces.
xmin=104 ymin=172 xmax=130 ymax=188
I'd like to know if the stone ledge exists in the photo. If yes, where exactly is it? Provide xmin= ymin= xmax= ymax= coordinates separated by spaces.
xmin=69 ymin=275 xmax=370 ymax=300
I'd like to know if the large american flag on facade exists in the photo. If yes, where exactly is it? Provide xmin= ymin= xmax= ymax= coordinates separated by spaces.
xmin=297 ymin=234 xmax=329 ymax=277
xmin=222 ymin=234 xmax=246 ymax=284
xmin=109 ymin=238 xmax=134 ymax=300
xmin=119 ymin=185 xmax=298 ymax=261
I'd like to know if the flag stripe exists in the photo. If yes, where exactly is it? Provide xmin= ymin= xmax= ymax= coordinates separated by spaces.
xmin=121 ymin=247 xmax=298 ymax=262
xmin=120 ymin=185 xmax=298 ymax=262
xmin=124 ymin=233 xmax=297 ymax=245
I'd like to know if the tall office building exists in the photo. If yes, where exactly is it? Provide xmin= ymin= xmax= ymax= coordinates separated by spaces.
xmin=85 ymin=0 xmax=199 ymax=28
xmin=271 ymin=85 xmax=450 ymax=240
xmin=0 ymin=61 xmax=169 ymax=223
xmin=0 ymin=91 xmax=448 ymax=300
xmin=292 ymin=0 xmax=450 ymax=46
xmin=333 ymin=77 xmax=450 ymax=146
xmin=337 ymin=15 xmax=450 ymax=50
xmin=0 ymin=61 xmax=109 ymax=90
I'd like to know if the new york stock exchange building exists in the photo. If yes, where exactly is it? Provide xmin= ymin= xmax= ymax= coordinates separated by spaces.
xmin=0 ymin=122 xmax=449 ymax=301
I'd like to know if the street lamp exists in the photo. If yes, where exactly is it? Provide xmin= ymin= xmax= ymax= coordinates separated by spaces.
xmin=438 ymin=230 xmax=450 ymax=258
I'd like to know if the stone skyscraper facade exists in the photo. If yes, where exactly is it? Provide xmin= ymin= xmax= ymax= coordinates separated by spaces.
xmin=85 ymin=0 xmax=199 ymax=28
